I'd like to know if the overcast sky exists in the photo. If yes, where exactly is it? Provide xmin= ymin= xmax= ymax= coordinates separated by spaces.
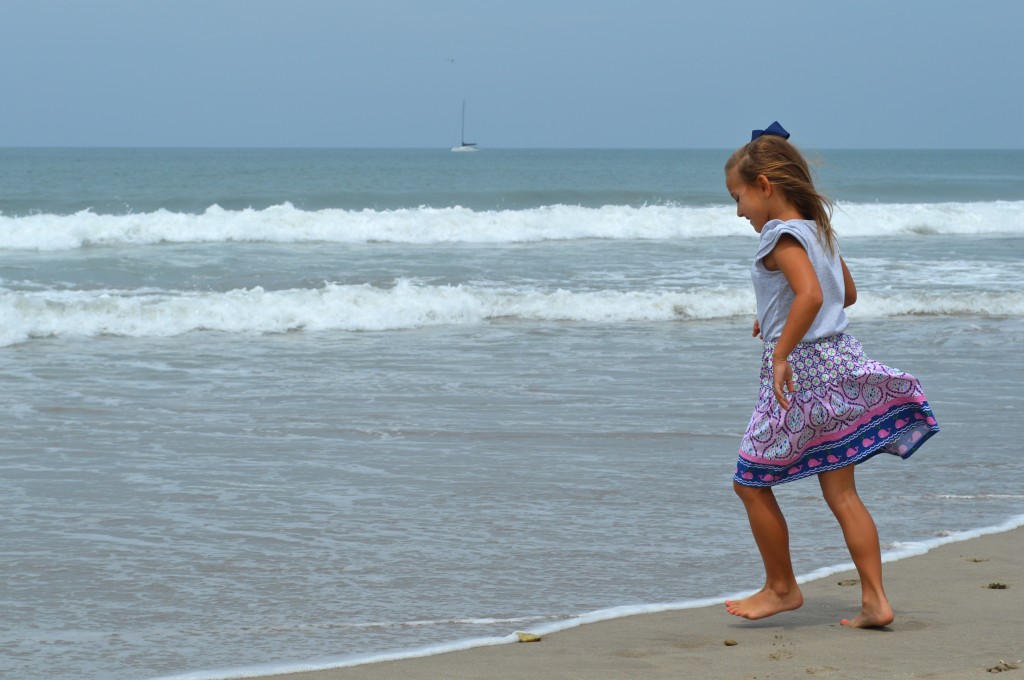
xmin=1 ymin=0 xmax=1021 ymax=149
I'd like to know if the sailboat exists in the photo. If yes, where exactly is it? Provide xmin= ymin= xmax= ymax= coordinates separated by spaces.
xmin=450 ymin=99 xmax=478 ymax=152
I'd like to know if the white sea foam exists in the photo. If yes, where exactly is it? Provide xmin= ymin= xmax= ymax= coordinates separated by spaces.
xmin=4 ymin=281 xmax=1022 ymax=347
xmin=834 ymin=201 xmax=1024 ymax=238
xmin=148 ymin=513 xmax=1024 ymax=680
xmin=848 ymin=291 xmax=1024 ymax=318
xmin=2 ymin=201 xmax=1022 ymax=251
xmin=0 ymin=282 xmax=754 ymax=347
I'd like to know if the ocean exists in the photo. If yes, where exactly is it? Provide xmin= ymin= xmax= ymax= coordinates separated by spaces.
xmin=2 ymin=148 xmax=1022 ymax=680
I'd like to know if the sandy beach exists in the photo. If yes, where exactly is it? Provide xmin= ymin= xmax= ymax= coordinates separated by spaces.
xmin=262 ymin=526 xmax=1023 ymax=680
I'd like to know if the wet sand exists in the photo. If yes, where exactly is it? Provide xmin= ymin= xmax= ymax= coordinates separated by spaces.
xmin=261 ymin=526 xmax=1023 ymax=680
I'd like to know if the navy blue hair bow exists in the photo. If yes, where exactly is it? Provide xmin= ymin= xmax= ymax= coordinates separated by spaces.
xmin=751 ymin=121 xmax=790 ymax=142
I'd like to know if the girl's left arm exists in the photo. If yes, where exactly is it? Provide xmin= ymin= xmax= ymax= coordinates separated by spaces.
xmin=840 ymin=257 xmax=857 ymax=308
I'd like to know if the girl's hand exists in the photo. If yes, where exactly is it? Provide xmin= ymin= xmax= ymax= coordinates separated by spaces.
xmin=772 ymin=356 xmax=795 ymax=410
xmin=752 ymin=319 xmax=761 ymax=338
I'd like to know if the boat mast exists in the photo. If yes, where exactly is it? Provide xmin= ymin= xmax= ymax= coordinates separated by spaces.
xmin=461 ymin=99 xmax=467 ymax=145
xmin=451 ymin=99 xmax=477 ymax=151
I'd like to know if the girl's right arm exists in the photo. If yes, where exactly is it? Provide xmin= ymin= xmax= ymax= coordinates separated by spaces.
xmin=767 ymin=236 xmax=824 ymax=409
xmin=841 ymin=257 xmax=857 ymax=308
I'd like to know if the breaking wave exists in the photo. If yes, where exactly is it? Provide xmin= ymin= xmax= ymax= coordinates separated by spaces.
xmin=3 ymin=280 xmax=1021 ymax=347
xmin=1 ymin=201 xmax=1022 ymax=251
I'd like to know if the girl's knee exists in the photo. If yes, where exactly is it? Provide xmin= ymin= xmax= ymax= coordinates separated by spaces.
xmin=819 ymin=469 xmax=872 ymax=520
xmin=733 ymin=480 xmax=752 ymax=497
xmin=734 ymin=480 xmax=771 ymax=501
xmin=818 ymin=465 xmax=857 ymax=498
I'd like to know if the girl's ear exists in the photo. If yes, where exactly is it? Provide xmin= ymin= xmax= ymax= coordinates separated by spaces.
xmin=755 ymin=174 xmax=772 ymax=196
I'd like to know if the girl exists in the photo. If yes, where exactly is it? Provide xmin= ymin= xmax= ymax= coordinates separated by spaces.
xmin=723 ymin=122 xmax=939 ymax=628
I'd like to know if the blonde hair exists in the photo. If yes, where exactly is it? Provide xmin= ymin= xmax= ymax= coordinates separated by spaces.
xmin=725 ymin=135 xmax=837 ymax=254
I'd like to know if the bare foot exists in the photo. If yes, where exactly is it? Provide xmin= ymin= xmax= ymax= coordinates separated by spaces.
xmin=725 ymin=587 xmax=803 ymax=620
xmin=840 ymin=603 xmax=894 ymax=628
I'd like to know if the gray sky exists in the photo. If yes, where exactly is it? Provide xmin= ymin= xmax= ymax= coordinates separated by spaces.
xmin=1 ymin=0 xmax=1020 ymax=149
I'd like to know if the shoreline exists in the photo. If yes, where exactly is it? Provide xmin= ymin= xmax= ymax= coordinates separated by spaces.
xmin=159 ymin=516 xmax=1024 ymax=680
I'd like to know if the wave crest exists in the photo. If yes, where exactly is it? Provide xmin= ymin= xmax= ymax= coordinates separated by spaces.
xmin=2 ymin=201 xmax=1022 ymax=251
xmin=3 ymin=281 xmax=1021 ymax=347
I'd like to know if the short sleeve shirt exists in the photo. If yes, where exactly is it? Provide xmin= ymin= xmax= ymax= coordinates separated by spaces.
xmin=751 ymin=219 xmax=848 ymax=342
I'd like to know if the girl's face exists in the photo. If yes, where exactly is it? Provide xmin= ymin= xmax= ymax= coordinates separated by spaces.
xmin=725 ymin=167 xmax=772 ymax=233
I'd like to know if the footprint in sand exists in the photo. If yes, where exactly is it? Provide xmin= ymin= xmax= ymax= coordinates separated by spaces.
xmin=769 ymin=633 xmax=793 ymax=661
xmin=986 ymin=660 xmax=1020 ymax=673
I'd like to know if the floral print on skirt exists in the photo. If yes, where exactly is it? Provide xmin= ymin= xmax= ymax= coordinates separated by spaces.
xmin=735 ymin=333 xmax=938 ymax=487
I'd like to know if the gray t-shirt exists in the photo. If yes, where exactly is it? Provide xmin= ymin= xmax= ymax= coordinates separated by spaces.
xmin=752 ymin=219 xmax=848 ymax=343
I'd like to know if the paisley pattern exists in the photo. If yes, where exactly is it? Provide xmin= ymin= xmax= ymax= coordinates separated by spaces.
xmin=735 ymin=333 xmax=939 ymax=487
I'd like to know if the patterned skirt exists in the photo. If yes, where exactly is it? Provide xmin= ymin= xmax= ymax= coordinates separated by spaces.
xmin=735 ymin=333 xmax=938 ymax=487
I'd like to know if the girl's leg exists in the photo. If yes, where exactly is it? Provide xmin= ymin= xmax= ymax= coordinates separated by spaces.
xmin=818 ymin=465 xmax=895 ymax=628
xmin=726 ymin=481 xmax=803 ymax=619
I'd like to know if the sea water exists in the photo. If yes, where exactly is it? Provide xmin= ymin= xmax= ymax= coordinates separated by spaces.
xmin=1 ymin=148 xmax=1023 ymax=680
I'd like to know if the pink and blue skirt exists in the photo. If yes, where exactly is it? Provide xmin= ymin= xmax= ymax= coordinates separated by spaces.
xmin=735 ymin=333 xmax=938 ymax=487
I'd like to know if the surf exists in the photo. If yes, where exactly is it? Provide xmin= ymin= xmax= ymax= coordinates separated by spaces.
xmin=1 ymin=201 xmax=1022 ymax=251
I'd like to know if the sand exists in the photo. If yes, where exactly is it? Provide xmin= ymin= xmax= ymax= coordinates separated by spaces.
xmin=263 ymin=527 xmax=1023 ymax=680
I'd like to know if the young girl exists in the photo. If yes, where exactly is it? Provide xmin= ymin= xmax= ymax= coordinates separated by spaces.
xmin=723 ymin=122 xmax=939 ymax=628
